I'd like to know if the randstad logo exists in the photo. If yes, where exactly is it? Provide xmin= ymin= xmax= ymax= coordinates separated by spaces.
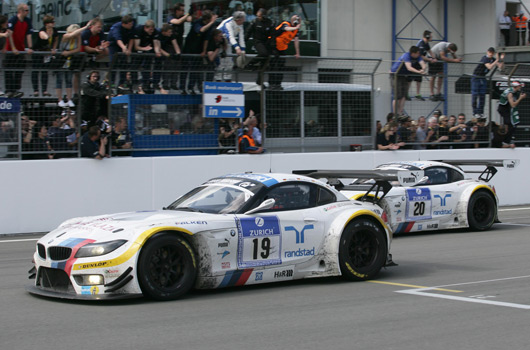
xmin=284 ymin=224 xmax=314 ymax=244
xmin=434 ymin=194 xmax=452 ymax=206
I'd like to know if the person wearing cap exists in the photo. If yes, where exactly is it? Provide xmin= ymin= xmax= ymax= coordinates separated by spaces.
xmin=390 ymin=45 xmax=426 ymax=114
xmin=414 ymin=30 xmax=437 ymax=101
xmin=512 ymin=12 xmax=528 ymax=46
xmin=498 ymin=81 xmax=526 ymax=146
xmin=472 ymin=115 xmax=489 ymax=148
xmin=471 ymin=47 xmax=504 ymax=115
xmin=499 ymin=11 xmax=512 ymax=46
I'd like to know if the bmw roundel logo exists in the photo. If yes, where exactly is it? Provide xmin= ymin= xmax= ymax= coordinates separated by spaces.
xmin=255 ymin=217 xmax=264 ymax=227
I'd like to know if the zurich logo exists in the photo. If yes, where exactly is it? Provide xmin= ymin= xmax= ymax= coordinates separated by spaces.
xmin=255 ymin=217 xmax=264 ymax=227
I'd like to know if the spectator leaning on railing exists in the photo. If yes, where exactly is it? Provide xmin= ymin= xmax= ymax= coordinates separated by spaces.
xmin=5 ymin=3 xmax=33 ymax=98
xmin=32 ymin=15 xmax=58 ymax=98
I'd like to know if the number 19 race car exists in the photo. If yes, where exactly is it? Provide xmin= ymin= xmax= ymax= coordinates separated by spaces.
xmin=28 ymin=173 xmax=395 ymax=301
xmin=296 ymin=160 xmax=518 ymax=235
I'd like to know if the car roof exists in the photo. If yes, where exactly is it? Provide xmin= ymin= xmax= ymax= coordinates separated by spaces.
xmin=216 ymin=173 xmax=348 ymax=199
xmin=376 ymin=160 xmax=464 ymax=174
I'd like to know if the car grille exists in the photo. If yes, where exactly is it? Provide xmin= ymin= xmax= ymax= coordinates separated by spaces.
xmin=48 ymin=246 xmax=72 ymax=261
xmin=37 ymin=267 xmax=74 ymax=292
xmin=37 ymin=244 xmax=46 ymax=259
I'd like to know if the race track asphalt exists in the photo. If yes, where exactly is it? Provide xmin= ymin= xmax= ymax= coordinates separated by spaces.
xmin=2 ymin=206 xmax=530 ymax=350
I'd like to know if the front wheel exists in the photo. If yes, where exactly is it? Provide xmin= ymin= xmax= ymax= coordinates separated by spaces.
xmin=338 ymin=218 xmax=388 ymax=281
xmin=137 ymin=234 xmax=196 ymax=301
xmin=467 ymin=191 xmax=496 ymax=231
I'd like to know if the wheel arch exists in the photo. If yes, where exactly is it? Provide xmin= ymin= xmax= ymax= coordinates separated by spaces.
xmin=136 ymin=226 xmax=197 ymax=268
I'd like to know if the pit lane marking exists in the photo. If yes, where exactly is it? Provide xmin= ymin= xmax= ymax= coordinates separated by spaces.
xmin=368 ymin=280 xmax=462 ymax=293
xmin=395 ymin=275 xmax=530 ymax=310
xmin=0 ymin=238 xmax=39 ymax=243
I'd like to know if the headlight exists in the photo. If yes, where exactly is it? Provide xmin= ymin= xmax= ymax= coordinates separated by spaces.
xmin=73 ymin=274 xmax=104 ymax=286
xmin=75 ymin=240 xmax=127 ymax=258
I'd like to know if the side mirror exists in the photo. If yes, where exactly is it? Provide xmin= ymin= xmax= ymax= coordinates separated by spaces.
xmin=244 ymin=198 xmax=276 ymax=215
xmin=416 ymin=176 xmax=429 ymax=185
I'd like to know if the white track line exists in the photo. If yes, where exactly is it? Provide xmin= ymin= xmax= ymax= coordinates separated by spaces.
xmin=397 ymin=275 xmax=530 ymax=310
xmin=499 ymin=207 xmax=530 ymax=212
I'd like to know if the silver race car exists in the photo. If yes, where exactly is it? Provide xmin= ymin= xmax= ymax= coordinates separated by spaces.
xmin=297 ymin=160 xmax=517 ymax=234
xmin=28 ymin=173 xmax=395 ymax=301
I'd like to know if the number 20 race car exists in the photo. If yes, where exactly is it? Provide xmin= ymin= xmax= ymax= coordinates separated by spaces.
xmin=297 ymin=160 xmax=518 ymax=235
xmin=28 ymin=173 xmax=396 ymax=301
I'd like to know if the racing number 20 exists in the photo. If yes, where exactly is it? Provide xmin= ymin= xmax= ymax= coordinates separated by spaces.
xmin=414 ymin=201 xmax=425 ymax=216
xmin=252 ymin=237 xmax=270 ymax=259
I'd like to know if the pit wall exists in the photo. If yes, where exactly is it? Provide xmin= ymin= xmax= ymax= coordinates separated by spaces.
xmin=1 ymin=148 xmax=527 ymax=235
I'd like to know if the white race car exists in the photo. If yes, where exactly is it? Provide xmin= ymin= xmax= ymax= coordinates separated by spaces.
xmin=28 ymin=173 xmax=394 ymax=301
xmin=296 ymin=160 xmax=518 ymax=235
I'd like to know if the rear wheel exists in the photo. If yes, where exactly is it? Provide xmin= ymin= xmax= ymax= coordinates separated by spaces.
xmin=137 ymin=234 xmax=196 ymax=301
xmin=468 ymin=191 xmax=496 ymax=231
xmin=338 ymin=218 xmax=388 ymax=281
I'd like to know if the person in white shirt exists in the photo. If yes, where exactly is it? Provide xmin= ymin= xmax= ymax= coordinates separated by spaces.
xmin=499 ymin=10 xmax=512 ymax=46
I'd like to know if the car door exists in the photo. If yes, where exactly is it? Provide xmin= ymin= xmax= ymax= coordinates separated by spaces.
xmin=235 ymin=182 xmax=326 ymax=269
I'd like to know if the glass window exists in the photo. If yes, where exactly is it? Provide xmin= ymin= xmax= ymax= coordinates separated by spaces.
xmin=168 ymin=184 xmax=254 ymax=213
xmin=263 ymin=183 xmax=314 ymax=211
xmin=265 ymin=91 xmax=301 ymax=137
xmin=424 ymin=167 xmax=449 ymax=185
xmin=305 ymin=91 xmax=337 ymax=137
xmin=317 ymin=187 xmax=335 ymax=206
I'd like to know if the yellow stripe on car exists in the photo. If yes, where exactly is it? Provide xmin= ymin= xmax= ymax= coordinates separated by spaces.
xmin=72 ymin=226 xmax=193 ymax=271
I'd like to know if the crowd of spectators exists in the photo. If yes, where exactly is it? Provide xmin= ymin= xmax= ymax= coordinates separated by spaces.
xmin=376 ymin=109 xmax=517 ymax=151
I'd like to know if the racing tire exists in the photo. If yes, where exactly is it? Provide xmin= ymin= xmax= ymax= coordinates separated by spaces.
xmin=467 ymin=191 xmax=496 ymax=231
xmin=137 ymin=234 xmax=197 ymax=301
xmin=338 ymin=218 xmax=388 ymax=281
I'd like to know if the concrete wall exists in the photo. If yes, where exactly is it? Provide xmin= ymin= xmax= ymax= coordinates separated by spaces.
xmin=1 ymin=149 xmax=527 ymax=235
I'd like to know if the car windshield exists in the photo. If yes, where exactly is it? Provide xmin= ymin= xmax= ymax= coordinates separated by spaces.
xmin=167 ymin=185 xmax=254 ymax=214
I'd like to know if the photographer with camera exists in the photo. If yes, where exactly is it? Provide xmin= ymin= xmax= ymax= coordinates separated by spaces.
xmin=80 ymin=125 xmax=108 ymax=159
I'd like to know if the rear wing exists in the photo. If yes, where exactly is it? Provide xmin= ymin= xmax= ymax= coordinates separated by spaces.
xmin=293 ymin=169 xmax=425 ymax=204
xmin=435 ymin=159 xmax=519 ymax=182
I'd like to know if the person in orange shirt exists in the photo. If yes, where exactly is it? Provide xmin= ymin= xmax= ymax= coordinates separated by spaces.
xmin=512 ymin=12 xmax=527 ymax=46
xmin=268 ymin=15 xmax=300 ymax=90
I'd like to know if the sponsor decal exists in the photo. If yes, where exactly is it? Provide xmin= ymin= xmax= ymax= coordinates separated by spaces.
xmin=284 ymin=247 xmax=315 ymax=258
xmin=105 ymin=269 xmax=119 ymax=274
xmin=434 ymin=194 xmax=452 ymax=206
xmin=63 ymin=221 xmax=119 ymax=232
xmin=406 ymin=188 xmax=432 ymax=220
xmin=395 ymin=209 xmax=402 ymax=215
xmin=81 ymin=286 xmax=99 ymax=295
xmin=230 ymin=229 xmax=236 ymax=237
xmin=218 ymin=269 xmax=254 ymax=288
xmin=255 ymin=272 xmax=263 ymax=281
xmin=77 ymin=261 xmax=109 ymax=269
xmin=238 ymin=182 xmax=256 ymax=188
xmin=218 ymin=250 xmax=230 ymax=259
xmin=238 ymin=216 xmax=281 ymax=268
xmin=418 ymin=224 xmax=423 ymax=230
xmin=323 ymin=202 xmax=351 ymax=212
xmin=433 ymin=209 xmax=453 ymax=215
xmin=396 ymin=217 xmax=402 ymax=222
xmin=241 ymin=217 xmax=281 ymax=237
xmin=274 ymin=269 xmax=293 ymax=278
xmin=284 ymin=224 xmax=314 ymax=244
xmin=394 ymin=202 xmax=402 ymax=208
xmin=427 ymin=223 xmax=439 ymax=229
xmin=218 ymin=239 xmax=230 ymax=248
xmin=221 ymin=262 xmax=231 ymax=269
xmin=505 ymin=160 xmax=517 ymax=169
xmin=228 ymin=174 xmax=278 ymax=187
xmin=175 ymin=221 xmax=208 ymax=225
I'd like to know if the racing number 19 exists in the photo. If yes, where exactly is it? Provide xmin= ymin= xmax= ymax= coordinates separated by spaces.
xmin=414 ymin=201 xmax=425 ymax=216
xmin=252 ymin=237 xmax=270 ymax=259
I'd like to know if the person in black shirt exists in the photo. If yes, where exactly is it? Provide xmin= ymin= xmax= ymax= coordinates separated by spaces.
xmin=471 ymin=47 xmax=503 ymax=115
xmin=80 ymin=126 xmax=108 ymax=159
xmin=32 ymin=15 xmax=58 ymax=97
xmin=168 ymin=3 xmax=191 ymax=50
xmin=181 ymin=10 xmax=218 ymax=94
xmin=377 ymin=122 xmax=404 ymax=150
xmin=81 ymin=71 xmax=109 ymax=127
xmin=156 ymin=24 xmax=181 ymax=91
xmin=206 ymin=29 xmax=227 ymax=82
xmin=108 ymin=15 xmax=135 ymax=86
xmin=133 ymin=20 xmax=160 ymax=92
xmin=245 ymin=9 xmax=273 ymax=70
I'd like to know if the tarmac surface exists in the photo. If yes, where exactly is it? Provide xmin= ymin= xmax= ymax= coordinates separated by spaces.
xmin=2 ymin=206 xmax=530 ymax=350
